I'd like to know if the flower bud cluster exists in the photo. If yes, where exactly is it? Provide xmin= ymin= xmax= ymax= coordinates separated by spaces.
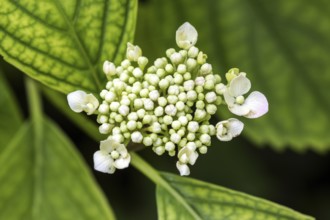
xmin=67 ymin=22 xmax=268 ymax=176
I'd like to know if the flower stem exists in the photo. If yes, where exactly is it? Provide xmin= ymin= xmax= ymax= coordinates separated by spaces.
xmin=130 ymin=152 xmax=202 ymax=220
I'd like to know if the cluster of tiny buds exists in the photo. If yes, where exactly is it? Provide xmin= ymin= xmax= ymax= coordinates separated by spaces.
xmin=67 ymin=22 xmax=269 ymax=176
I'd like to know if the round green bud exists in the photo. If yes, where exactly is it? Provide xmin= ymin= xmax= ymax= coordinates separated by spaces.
xmin=174 ymin=74 xmax=184 ymax=84
xmin=168 ymin=150 xmax=176 ymax=157
xmin=198 ymin=93 xmax=205 ymax=101
xmin=120 ymin=122 xmax=128 ymax=132
xmin=177 ymin=64 xmax=187 ymax=74
xmin=187 ymin=101 xmax=194 ymax=107
xmin=127 ymin=120 xmax=137 ymax=131
xmin=187 ymin=132 xmax=196 ymax=141
xmin=177 ymin=128 xmax=186 ymax=137
xmin=188 ymin=46 xmax=199 ymax=58
xmin=137 ymin=109 xmax=146 ymax=118
xmin=143 ymin=115 xmax=152 ymax=124
xmin=167 ymin=95 xmax=179 ymax=104
xmin=206 ymin=104 xmax=217 ymax=115
xmin=154 ymin=106 xmax=164 ymax=117
xmin=183 ymin=72 xmax=192 ymax=80
xmin=187 ymin=90 xmax=197 ymax=101
xmin=150 ymin=133 xmax=158 ymax=142
xmin=199 ymin=146 xmax=208 ymax=154
xmin=196 ymin=100 xmax=205 ymax=109
xmin=172 ymin=120 xmax=181 ymax=130
xmin=199 ymin=125 xmax=209 ymax=133
xmin=97 ymin=115 xmax=108 ymax=124
xmin=178 ymin=92 xmax=187 ymax=102
xmin=156 ymin=69 xmax=166 ymax=78
xmin=169 ymin=129 xmax=175 ymax=135
xmin=159 ymin=79 xmax=170 ymax=89
xmin=124 ymin=132 xmax=131 ymax=139
xmin=163 ymin=115 xmax=173 ymax=125
xmin=128 ymin=112 xmax=138 ymax=121
xmin=143 ymin=136 xmax=153 ymax=146
xmin=165 ymin=64 xmax=174 ymax=73
xmin=215 ymin=74 xmax=221 ymax=83
xmin=176 ymin=101 xmax=185 ymax=111
xmin=178 ymin=138 xmax=187 ymax=148
xmin=147 ymin=66 xmax=157 ymax=73
xmin=115 ymin=114 xmax=123 ymax=123
xmin=166 ymin=48 xmax=176 ymax=58
xmin=204 ymin=80 xmax=215 ymax=90
xmin=133 ymin=67 xmax=143 ymax=78
xmin=215 ymin=96 xmax=222 ymax=105
xmin=121 ymin=59 xmax=131 ymax=69
xmin=186 ymin=58 xmax=197 ymax=71
xmin=209 ymin=125 xmax=216 ymax=136
xmin=165 ymin=142 xmax=175 ymax=151
xmin=154 ymin=58 xmax=166 ymax=68
xmin=137 ymin=122 xmax=143 ymax=129
xmin=170 ymin=133 xmax=181 ymax=144
xmin=200 ymin=134 xmax=211 ymax=145
xmin=154 ymin=146 xmax=165 ymax=155
xmin=137 ymin=56 xmax=148 ymax=69
xmin=158 ymin=97 xmax=168 ymax=107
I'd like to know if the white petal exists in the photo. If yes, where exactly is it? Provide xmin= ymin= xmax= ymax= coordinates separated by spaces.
xmin=243 ymin=91 xmax=269 ymax=118
xmin=228 ymin=74 xmax=251 ymax=97
xmin=100 ymin=138 xmax=117 ymax=152
xmin=188 ymin=151 xmax=199 ymax=165
xmin=126 ymin=42 xmax=142 ymax=61
xmin=176 ymin=22 xmax=198 ymax=49
xmin=116 ymin=144 xmax=128 ymax=157
xmin=84 ymin=94 xmax=99 ymax=115
xmin=93 ymin=151 xmax=115 ymax=174
xmin=223 ymin=90 xmax=235 ymax=106
xmin=67 ymin=90 xmax=87 ymax=113
xmin=227 ymin=118 xmax=244 ymax=137
xmin=176 ymin=162 xmax=190 ymax=176
xmin=216 ymin=118 xmax=244 ymax=141
xmin=103 ymin=61 xmax=116 ymax=75
xmin=114 ymin=154 xmax=131 ymax=169
xmin=228 ymin=102 xmax=250 ymax=116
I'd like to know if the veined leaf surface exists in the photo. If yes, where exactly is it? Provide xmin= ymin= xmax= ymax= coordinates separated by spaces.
xmin=0 ymin=0 xmax=137 ymax=93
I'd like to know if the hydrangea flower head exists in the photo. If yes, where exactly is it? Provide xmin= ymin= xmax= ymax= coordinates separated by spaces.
xmin=67 ymin=22 xmax=269 ymax=176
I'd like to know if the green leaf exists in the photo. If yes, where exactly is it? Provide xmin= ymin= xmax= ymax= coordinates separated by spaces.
xmin=136 ymin=0 xmax=330 ymax=152
xmin=157 ymin=172 xmax=314 ymax=220
xmin=0 ymin=119 xmax=116 ymax=220
xmin=0 ymin=68 xmax=23 ymax=153
xmin=0 ymin=0 xmax=137 ymax=94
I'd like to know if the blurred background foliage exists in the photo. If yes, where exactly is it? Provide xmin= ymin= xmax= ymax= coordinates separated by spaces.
xmin=1 ymin=0 xmax=330 ymax=219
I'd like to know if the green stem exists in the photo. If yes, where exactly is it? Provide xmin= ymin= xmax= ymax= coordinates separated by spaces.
xmin=26 ymin=78 xmax=43 ymax=132
xmin=25 ymin=77 xmax=43 ymax=219
xmin=43 ymin=87 xmax=103 ymax=141
xmin=130 ymin=152 xmax=201 ymax=220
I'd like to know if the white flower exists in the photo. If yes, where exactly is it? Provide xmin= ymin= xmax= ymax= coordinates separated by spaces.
xmin=176 ymin=143 xmax=199 ymax=176
xmin=67 ymin=90 xmax=99 ymax=115
xmin=176 ymin=22 xmax=198 ymax=49
xmin=103 ymin=61 xmax=116 ymax=76
xmin=93 ymin=138 xmax=131 ymax=174
xmin=216 ymin=118 xmax=244 ymax=141
xmin=126 ymin=42 xmax=142 ymax=61
xmin=224 ymin=74 xmax=268 ymax=118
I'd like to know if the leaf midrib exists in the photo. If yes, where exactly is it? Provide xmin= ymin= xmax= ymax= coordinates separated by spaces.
xmin=166 ymin=175 xmax=313 ymax=220
xmin=51 ymin=0 xmax=101 ymax=90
